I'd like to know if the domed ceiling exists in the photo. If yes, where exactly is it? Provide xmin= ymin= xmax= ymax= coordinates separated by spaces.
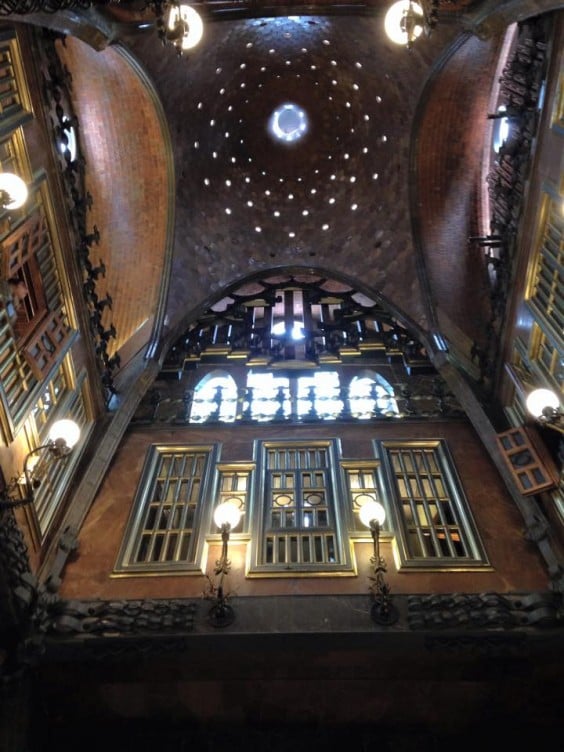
xmin=125 ymin=13 xmax=462 ymax=332
xmin=49 ymin=2 xmax=505 ymax=362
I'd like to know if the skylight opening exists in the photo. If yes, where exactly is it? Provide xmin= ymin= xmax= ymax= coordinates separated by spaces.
xmin=268 ymin=103 xmax=309 ymax=144
xmin=272 ymin=321 xmax=304 ymax=340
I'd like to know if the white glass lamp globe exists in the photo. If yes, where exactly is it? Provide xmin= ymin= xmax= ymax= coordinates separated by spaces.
xmin=384 ymin=1 xmax=424 ymax=46
xmin=526 ymin=388 xmax=560 ymax=418
xmin=214 ymin=500 xmax=242 ymax=531
xmin=0 ymin=172 xmax=28 ymax=210
xmin=359 ymin=500 xmax=386 ymax=529
xmin=168 ymin=5 xmax=204 ymax=51
xmin=49 ymin=419 xmax=81 ymax=450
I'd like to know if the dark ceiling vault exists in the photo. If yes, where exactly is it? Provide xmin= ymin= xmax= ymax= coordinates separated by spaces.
xmin=41 ymin=3 xmax=507 ymax=365
xmin=20 ymin=0 xmax=556 ymax=405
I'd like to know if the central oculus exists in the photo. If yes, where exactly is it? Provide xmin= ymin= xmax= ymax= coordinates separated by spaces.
xmin=268 ymin=103 xmax=308 ymax=144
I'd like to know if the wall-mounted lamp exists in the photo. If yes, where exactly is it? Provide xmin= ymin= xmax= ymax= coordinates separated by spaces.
xmin=208 ymin=500 xmax=242 ymax=627
xmin=359 ymin=500 xmax=399 ymax=625
xmin=0 ymin=419 xmax=80 ymax=510
xmin=526 ymin=388 xmax=564 ymax=434
xmin=155 ymin=3 xmax=204 ymax=55
xmin=384 ymin=0 xmax=440 ymax=49
xmin=0 ymin=172 xmax=28 ymax=211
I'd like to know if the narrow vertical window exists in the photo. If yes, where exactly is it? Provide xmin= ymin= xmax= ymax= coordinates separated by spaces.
xmin=214 ymin=463 xmax=253 ymax=527
xmin=342 ymin=461 xmax=384 ymax=532
xmin=381 ymin=441 xmax=489 ymax=569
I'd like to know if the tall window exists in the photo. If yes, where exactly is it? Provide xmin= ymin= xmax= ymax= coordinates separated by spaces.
xmin=380 ymin=441 xmax=489 ymax=569
xmin=528 ymin=194 xmax=563 ymax=342
xmin=530 ymin=325 xmax=563 ymax=391
xmin=250 ymin=439 xmax=352 ymax=574
xmin=0 ymin=30 xmax=72 ymax=431
xmin=114 ymin=445 xmax=217 ymax=574
xmin=1 ymin=197 xmax=75 ymax=430
xmin=30 ymin=371 xmax=88 ymax=539
xmin=0 ymin=30 xmax=32 ymax=126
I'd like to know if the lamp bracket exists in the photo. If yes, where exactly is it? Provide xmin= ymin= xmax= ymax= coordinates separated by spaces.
xmin=0 ymin=438 xmax=71 ymax=510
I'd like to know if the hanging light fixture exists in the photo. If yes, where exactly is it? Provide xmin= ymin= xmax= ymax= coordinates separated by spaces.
xmin=154 ymin=3 xmax=204 ymax=55
xmin=0 ymin=172 xmax=28 ymax=211
xmin=384 ymin=1 xmax=440 ymax=50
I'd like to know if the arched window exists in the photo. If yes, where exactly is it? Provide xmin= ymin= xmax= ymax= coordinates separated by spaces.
xmin=245 ymin=370 xmax=343 ymax=422
xmin=245 ymin=372 xmax=291 ymax=422
xmin=348 ymin=372 xmax=398 ymax=419
xmin=190 ymin=372 xmax=237 ymax=423
xmin=296 ymin=371 xmax=343 ymax=420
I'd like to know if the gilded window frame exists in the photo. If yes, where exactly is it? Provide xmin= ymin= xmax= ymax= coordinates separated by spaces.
xmin=377 ymin=439 xmax=491 ymax=571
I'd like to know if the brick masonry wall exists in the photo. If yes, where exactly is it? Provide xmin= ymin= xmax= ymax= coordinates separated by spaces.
xmin=55 ymin=36 xmax=169 ymax=363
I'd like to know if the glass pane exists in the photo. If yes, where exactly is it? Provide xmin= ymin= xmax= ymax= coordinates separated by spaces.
xmin=406 ymin=530 xmax=423 ymax=557
xmin=327 ymin=535 xmax=336 ymax=562
xmin=189 ymin=479 xmax=201 ymax=502
xmin=166 ymin=534 xmax=178 ymax=560
xmin=290 ymin=536 xmax=298 ymax=562
xmin=152 ymin=535 xmax=164 ymax=561
xmin=314 ymin=536 xmax=323 ymax=562
xmin=179 ymin=532 xmax=191 ymax=560
xmin=146 ymin=507 xmax=157 ymax=529
xmin=136 ymin=535 xmax=150 ymax=562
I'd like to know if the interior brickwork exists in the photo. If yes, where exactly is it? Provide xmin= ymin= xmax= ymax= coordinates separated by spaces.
xmin=415 ymin=31 xmax=502 ymax=348
xmin=54 ymin=35 xmax=169 ymax=364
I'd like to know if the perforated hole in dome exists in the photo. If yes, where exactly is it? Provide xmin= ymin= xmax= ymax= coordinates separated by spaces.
xmin=268 ymin=102 xmax=309 ymax=144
